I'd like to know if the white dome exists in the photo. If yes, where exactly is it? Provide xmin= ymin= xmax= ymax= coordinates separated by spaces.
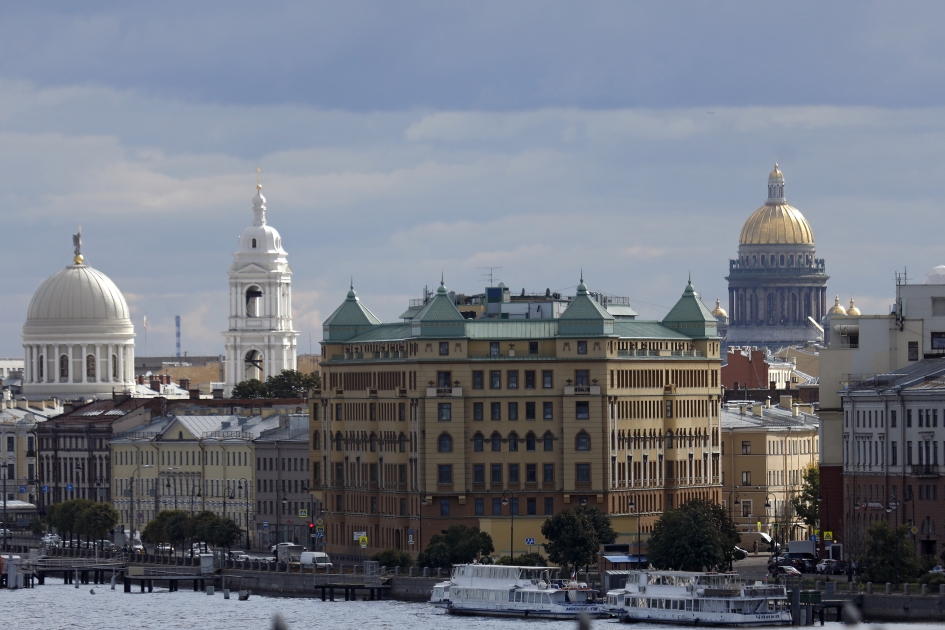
xmin=24 ymin=264 xmax=133 ymax=334
xmin=927 ymin=265 xmax=945 ymax=285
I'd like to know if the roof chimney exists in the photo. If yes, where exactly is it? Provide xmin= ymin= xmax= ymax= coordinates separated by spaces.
xmin=752 ymin=403 xmax=764 ymax=418
xmin=179 ymin=377 xmax=191 ymax=391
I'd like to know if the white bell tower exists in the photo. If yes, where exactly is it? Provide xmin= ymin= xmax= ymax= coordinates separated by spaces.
xmin=223 ymin=180 xmax=298 ymax=395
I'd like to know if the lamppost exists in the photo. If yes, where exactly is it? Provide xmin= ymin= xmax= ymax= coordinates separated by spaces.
xmin=727 ymin=487 xmax=741 ymax=526
xmin=501 ymin=489 xmax=515 ymax=560
xmin=237 ymin=478 xmax=250 ymax=550
xmin=763 ymin=492 xmax=780 ymax=549
xmin=418 ymin=492 xmax=428 ymax=556
xmin=278 ymin=492 xmax=287 ymax=544
xmin=223 ymin=485 xmax=236 ymax=522
xmin=628 ymin=498 xmax=640 ymax=568
xmin=128 ymin=464 xmax=154 ymax=543
xmin=886 ymin=500 xmax=900 ymax=587
xmin=189 ymin=485 xmax=202 ymax=515
xmin=1 ymin=464 xmax=8 ymax=552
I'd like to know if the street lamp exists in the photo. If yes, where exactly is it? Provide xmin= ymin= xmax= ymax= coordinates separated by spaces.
xmin=886 ymin=500 xmax=900 ymax=588
xmin=501 ymin=489 xmax=515 ymax=560
xmin=189 ymin=485 xmax=202 ymax=515
xmin=278 ymin=492 xmax=287 ymax=544
xmin=223 ymin=485 xmax=236 ymax=522
xmin=628 ymin=498 xmax=640 ymax=569
xmin=418 ymin=493 xmax=428 ymax=556
xmin=237 ymin=479 xmax=250 ymax=550
xmin=128 ymin=464 xmax=154 ymax=543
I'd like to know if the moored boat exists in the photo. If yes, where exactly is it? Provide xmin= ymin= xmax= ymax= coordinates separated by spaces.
xmin=605 ymin=569 xmax=791 ymax=626
xmin=430 ymin=580 xmax=451 ymax=608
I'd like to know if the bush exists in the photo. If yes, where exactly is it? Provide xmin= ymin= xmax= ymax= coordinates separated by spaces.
xmin=371 ymin=548 xmax=414 ymax=569
xmin=494 ymin=552 xmax=547 ymax=566
xmin=920 ymin=573 xmax=945 ymax=586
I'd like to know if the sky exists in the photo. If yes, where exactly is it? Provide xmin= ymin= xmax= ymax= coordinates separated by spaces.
xmin=3 ymin=2 xmax=945 ymax=358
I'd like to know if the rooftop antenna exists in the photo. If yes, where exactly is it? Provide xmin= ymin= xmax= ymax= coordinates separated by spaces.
xmin=478 ymin=266 xmax=502 ymax=286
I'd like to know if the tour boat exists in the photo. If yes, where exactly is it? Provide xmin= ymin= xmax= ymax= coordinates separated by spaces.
xmin=434 ymin=564 xmax=606 ymax=619
xmin=430 ymin=580 xmax=450 ymax=607
xmin=605 ymin=569 xmax=791 ymax=626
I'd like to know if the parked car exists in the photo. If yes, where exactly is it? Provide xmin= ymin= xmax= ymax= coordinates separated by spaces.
xmin=129 ymin=541 xmax=144 ymax=552
xmin=228 ymin=551 xmax=251 ymax=561
xmin=41 ymin=534 xmax=61 ymax=546
xmin=94 ymin=540 xmax=116 ymax=552
xmin=931 ymin=565 xmax=945 ymax=574
xmin=771 ymin=565 xmax=802 ymax=578
xmin=816 ymin=559 xmax=836 ymax=574
xmin=156 ymin=543 xmax=174 ymax=554
xmin=300 ymin=551 xmax=333 ymax=570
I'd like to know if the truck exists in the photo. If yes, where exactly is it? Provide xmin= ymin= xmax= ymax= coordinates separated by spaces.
xmin=787 ymin=540 xmax=817 ymax=557
xmin=274 ymin=542 xmax=304 ymax=563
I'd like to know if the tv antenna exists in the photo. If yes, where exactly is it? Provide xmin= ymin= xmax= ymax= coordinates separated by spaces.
xmin=478 ymin=266 xmax=502 ymax=286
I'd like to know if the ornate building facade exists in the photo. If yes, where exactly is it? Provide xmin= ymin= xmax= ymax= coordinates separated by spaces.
xmin=725 ymin=165 xmax=828 ymax=350
xmin=223 ymin=182 xmax=298 ymax=395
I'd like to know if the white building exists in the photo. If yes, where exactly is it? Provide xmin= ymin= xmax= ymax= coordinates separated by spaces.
xmin=222 ymin=183 xmax=298 ymax=395
xmin=21 ymin=232 xmax=136 ymax=400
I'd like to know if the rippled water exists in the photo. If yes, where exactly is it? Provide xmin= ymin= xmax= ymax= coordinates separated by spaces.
xmin=0 ymin=578 xmax=930 ymax=630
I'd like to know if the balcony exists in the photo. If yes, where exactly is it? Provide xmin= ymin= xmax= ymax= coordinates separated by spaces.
xmin=426 ymin=387 xmax=463 ymax=398
xmin=911 ymin=464 xmax=940 ymax=478
xmin=563 ymin=385 xmax=601 ymax=396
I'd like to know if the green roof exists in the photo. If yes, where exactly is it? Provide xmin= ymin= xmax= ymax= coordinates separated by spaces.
xmin=322 ymin=284 xmax=383 ymax=341
xmin=412 ymin=281 xmax=464 ymax=321
xmin=559 ymin=279 xmax=614 ymax=321
xmin=613 ymin=320 xmax=690 ymax=339
xmin=661 ymin=280 xmax=719 ymax=339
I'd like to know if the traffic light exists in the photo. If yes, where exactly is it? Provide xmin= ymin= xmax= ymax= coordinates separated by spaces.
xmin=309 ymin=522 xmax=314 ymax=532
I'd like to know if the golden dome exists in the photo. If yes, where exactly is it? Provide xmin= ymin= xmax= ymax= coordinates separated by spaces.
xmin=847 ymin=297 xmax=861 ymax=316
xmin=739 ymin=203 xmax=814 ymax=245
xmin=828 ymin=295 xmax=847 ymax=316
xmin=712 ymin=298 xmax=728 ymax=318
xmin=769 ymin=163 xmax=783 ymax=180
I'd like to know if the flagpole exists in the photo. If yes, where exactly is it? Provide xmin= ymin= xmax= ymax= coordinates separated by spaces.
xmin=143 ymin=314 xmax=148 ymax=357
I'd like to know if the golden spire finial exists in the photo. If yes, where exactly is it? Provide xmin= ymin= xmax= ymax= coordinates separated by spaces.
xmin=256 ymin=164 xmax=262 ymax=190
xmin=72 ymin=225 xmax=84 ymax=265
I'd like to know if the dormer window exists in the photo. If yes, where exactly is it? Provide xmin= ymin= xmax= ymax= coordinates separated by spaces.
xmin=251 ymin=238 xmax=257 ymax=248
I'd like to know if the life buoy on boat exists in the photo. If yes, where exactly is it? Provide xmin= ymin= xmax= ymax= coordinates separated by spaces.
xmin=747 ymin=588 xmax=758 ymax=597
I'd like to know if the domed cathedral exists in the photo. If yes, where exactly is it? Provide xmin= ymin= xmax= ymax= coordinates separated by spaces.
xmin=21 ymin=229 xmax=136 ymax=400
xmin=724 ymin=165 xmax=828 ymax=350
xmin=222 ymin=179 xmax=298 ymax=395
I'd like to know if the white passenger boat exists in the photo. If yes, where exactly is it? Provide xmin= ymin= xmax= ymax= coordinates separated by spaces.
xmin=430 ymin=580 xmax=450 ymax=608
xmin=605 ymin=569 xmax=791 ymax=626
xmin=434 ymin=564 xmax=606 ymax=619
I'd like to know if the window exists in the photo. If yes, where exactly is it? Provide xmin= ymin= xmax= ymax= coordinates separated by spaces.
xmin=491 ymin=402 xmax=501 ymax=421
xmin=490 ymin=341 xmax=500 ymax=357
xmin=741 ymin=500 xmax=752 ymax=518
xmin=527 ymin=497 xmax=537 ymax=515
xmin=335 ymin=433 xmax=343 ymax=450
xmin=440 ymin=498 xmax=450 ymax=516
xmin=438 ymin=403 xmax=452 ymax=421
xmin=577 ymin=341 xmax=587 ymax=355
xmin=909 ymin=341 xmax=919 ymax=361
xmin=526 ymin=432 xmax=536 ymax=451
xmin=474 ymin=432 xmax=484 ymax=451
xmin=529 ymin=341 xmax=539 ymax=355
xmin=544 ymin=432 xmax=554 ymax=451
xmin=891 ymin=410 xmax=897 ymax=428
xmin=336 ymin=404 xmax=343 ymax=421
xmin=399 ymin=464 xmax=407 ymax=482
xmin=438 ymin=433 xmax=453 ymax=452
xmin=492 ymin=432 xmax=502 ymax=451
xmin=437 ymin=371 xmax=451 ymax=387
xmin=475 ymin=498 xmax=484 ymax=515
xmin=575 ymin=370 xmax=589 ymax=386
xmin=933 ymin=332 xmax=945 ymax=351
xmin=891 ymin=441 xmax=898 ymax=466
xmin=542 ymin=371 xmax=553 ymax=389
xmin=438 ymin=465 xmax=453 ymax=484
xmin=666 ymin=400 xmax=673 ymax=418
xmin=474 ymin=464 xmax=485 ymax=483
xmin=509 ymin=464 xmax=520 ymax=483
xmin=399 ymin=402 xmax=406 ymax=421
xmin=525 ymin=401 xmax=536 ymax=420
xmin=473 ymin=402 xmax=484 ymax=421
xmin=492 ymin=497 xmax=502 ymax=515
xmin=399 ymin=434 xmax=407 ymax=452
xmin=508 ymin=371 xmax=519 ymax=389
xmin=543 ymin=402 xmax=553 ymax=420
xmin=370 ymin=433 xmax=377 ymax=451
xmin=473 ymin=371 xmax=484 ymax=389
xmin=508 ymin=402 xmax=519 ymax=421
xmin=524 ymin=463 xmax=537 ymax=483
xmin=907 ymin=410 xmax=913 ymax=427
xmin=86 ymin=354 xmax=95 ymax=379
xmin=490 ymin=371 xmax=501 ymax=389
xmin=576 ymin=431 xmax=591 ymax=451
xmin=111 ymin=354 xmax=118 ymax=379
xmin=510 ymin=497 xmax=519 ymax=515
xmin=508 ymin=432 xmax=519 ymax=451
xmin=741 ymin=471 xmax=751 ymax=485
xmin=313 ymin=431 xmax=320 ymax=450
xmin=741 ymin=441 xmax=751 ymax=455
xmin=491 ymin=464 xmax=503 ymax=484
xmin=907 ymin=441 xmax=913 ymax=465
xmin=439 ymin=341 xmax=449 ymax=356
xmin=576 ymin=401 xmax=590 ymax=419
xmin=525 ymin=371 xmax=536 ymax=389
xmin=544 ymin=497 xmax=554 ymax=515
xmin=59 ymin=355 xmax=69 ymax=378
xmin=576 ymin=464 xmax=590 ymax=483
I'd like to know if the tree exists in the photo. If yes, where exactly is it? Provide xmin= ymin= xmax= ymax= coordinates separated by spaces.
xmin=371 ymin=548 xmax=414 ymax=569
xmin=792 ymin=463 xmax=820 ymax=528
xmin=231 ymin=378 xmax=268 ymax=399
xmin=232 ymin=369 xmax=321 ymax=399
xmin=76 ymin=502 xmax=119 ymax=541
xmin=647 ymin=498 xmax=740 ymax=572
xmin=863 ymin=519 xmax=921 ymax=584
xmin=48 ymin=499 xmax=96 ymax=544
xmin=541 ymin=505 xmax=616 ymax=575
xmin=495 ymin=551 xmax=547 ymax=566
xmin=209 ymin=516 xmax=242 ymax=549
xmin=418 ymin=525 xmax=494 ymax=569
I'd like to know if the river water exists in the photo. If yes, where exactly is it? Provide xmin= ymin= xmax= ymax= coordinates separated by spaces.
xmin=0 ymin=578 xmax=934 ymax=630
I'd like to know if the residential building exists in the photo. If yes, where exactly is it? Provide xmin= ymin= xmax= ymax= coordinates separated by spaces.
xmin=311 ymin=276 xmax=722 ymax=560
xmin=722 ymin=347 xmax=797 ymax=390
xmin=719 ymin=398 xmax=819 ymax=545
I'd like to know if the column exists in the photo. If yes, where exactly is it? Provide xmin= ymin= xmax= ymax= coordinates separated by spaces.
xmin=67 ymin=344 xmax=74 ymax=383
xmin=81 ymin=344 xmax=88 ymax=382
xmin=117 ymin=345 xmax=124 ymax=386
xmin=94 ymin=343 xmax=101 ymax=383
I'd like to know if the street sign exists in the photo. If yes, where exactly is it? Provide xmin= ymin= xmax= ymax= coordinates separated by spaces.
xmin=263 ymin=521 xmax=269 ymax=531
xmin=359 ymin=535 xmax=368 ymax=548
xmin=824 ymin=531 xmax=833 ymax=541
xmin=407 ymin=528 xmax=414 ymax=536
xmin=41 ymin=485 xmax=49 ymax=493
xmin=354 ymin=530 xmax=366 ymax=541
xmin=18 ymin=486 xmax=26 ymax=493
xmin=911 ymin=526 xmax=919 ymax=535
xmin=316 ymin=518 xmax=324 ymax=526
xmin=525 ymin=538 xmax=535 ymax=546
xmin=66 ymin=483 xmax=74 ymax=492
xmin=315 ymin=531 xmax=324 ymax=539
xmin=408 ymin=535 xmax=414 ymax=545
xmin=298 ymin=509 xmax=308 ymax=518
xmin=315 ymin=526 xmax=325 ymax=534
xmin=137 ymin=512 xmax=143 ymax=521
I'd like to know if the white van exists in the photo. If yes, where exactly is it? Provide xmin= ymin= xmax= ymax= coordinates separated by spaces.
xmin=300 ymin=551 xmax=333 ymax=570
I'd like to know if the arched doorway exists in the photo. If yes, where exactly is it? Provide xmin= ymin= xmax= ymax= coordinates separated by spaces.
xmin=244 ymin=349 xmax=263 ymax=381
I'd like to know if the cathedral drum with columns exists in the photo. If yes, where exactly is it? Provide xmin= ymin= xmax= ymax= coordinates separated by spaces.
xmin=724 ymin=165 xmax=828 ymax=350
xmin=222 ymin=181 xmax=298 ymax=395
xmin=21 ymin=231 xmax=136 ymax=400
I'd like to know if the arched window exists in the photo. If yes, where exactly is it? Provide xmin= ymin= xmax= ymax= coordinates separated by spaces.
xmin=246 ymin=286 xmax=263 ymax=317
xmin=438 ymin=433 xmax=453 ymax=453
xmin=112 ymin=354 xmax=118 ymax=379
xmin=178 ymin=431 xmax=183 ymax=440
xmin=525 ymin=432 xmax=536 ymax=451
xmin=508 ymin=432 xmax=519 ymax=452
xmin=336 ymin=432 xmax=344 ymax=451
xmin=38 ymin=355 xmax=43 ymax=380
xmin=473 ymin=432 xmax=484 ymax=452
xmin=59 ymin=354 xmax=69 ymax=379
xmin=665 ymin=431 xmax=674 ymax=449
xmin=399 ymin=433 xmax=406 ymax=453
xmin=313 ymin=431 xmax=320 ymax=450
xmin=370 ymin=433 xmax=377 ymax=452
xmin=491 ymin=432 xmax=502 ymax=452
xmin=251 ymin=238 xmax=257 ymax=248
xmin=576 ymin=431 xmax=590 ymax=451
xmin=543 ymin=432 xmax=555 ymax=451
xmin=86 ymin=354 xmax=96 ymax=379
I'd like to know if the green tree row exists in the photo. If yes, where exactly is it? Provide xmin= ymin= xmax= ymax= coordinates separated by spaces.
xmin=141 ymin=510 xmax=241 ymax=553
xmin=45 ymin=499 xmax=119 ymax=544
xmin=232 ymin=369 xmax=320 ymax=399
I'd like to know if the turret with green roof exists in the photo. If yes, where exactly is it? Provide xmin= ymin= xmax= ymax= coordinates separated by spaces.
xmin=558 ymin=275 xmax=615 ymax=336
xmin=661 ymin=278 xmax=719 ymax=340
xmin=322 ymin=281 xmax=383 ymax=341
